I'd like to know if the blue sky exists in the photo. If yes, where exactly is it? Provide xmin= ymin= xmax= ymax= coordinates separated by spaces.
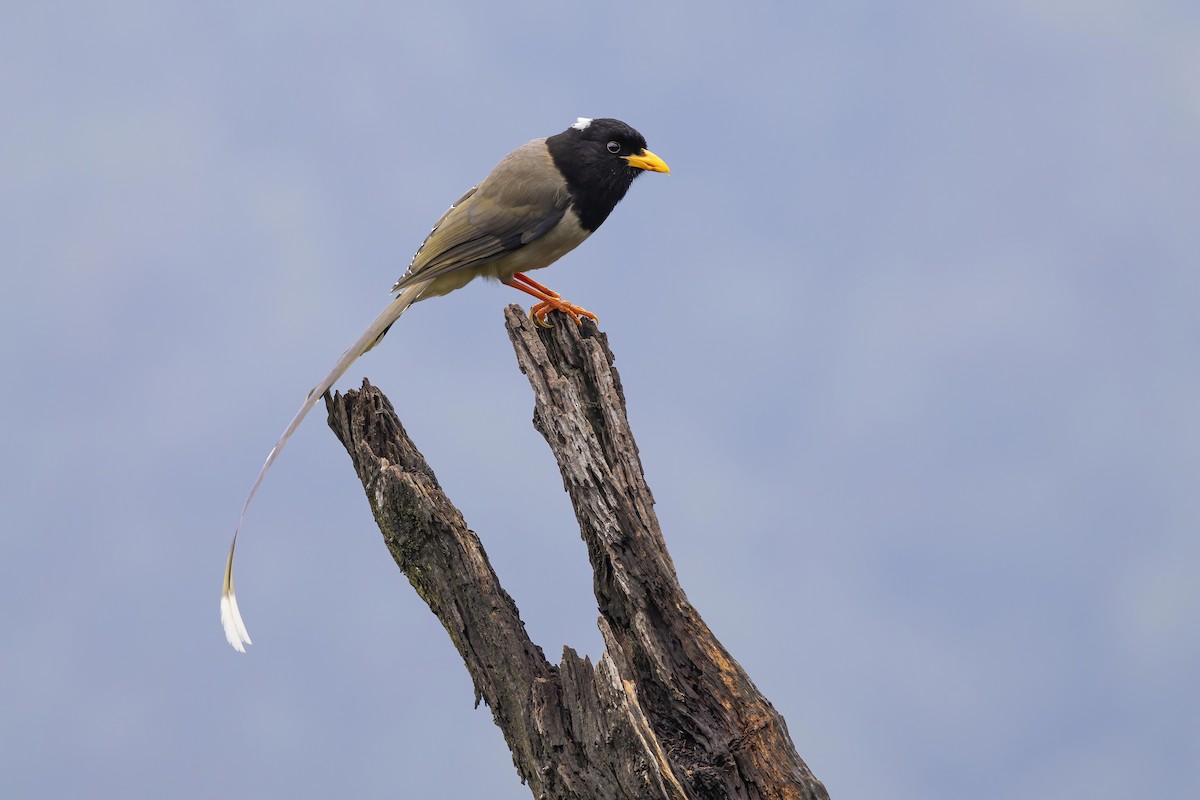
xmin=2 ymin=2 xmax=1197 ymax=797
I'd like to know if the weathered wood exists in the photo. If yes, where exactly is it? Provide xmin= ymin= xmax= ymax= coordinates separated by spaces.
xmin=325 ymin=305 xmax=828 ymax=800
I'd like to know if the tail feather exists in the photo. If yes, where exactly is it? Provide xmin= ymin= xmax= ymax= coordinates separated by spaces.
xmin=221 ymin=283 xmax=427 ymax=652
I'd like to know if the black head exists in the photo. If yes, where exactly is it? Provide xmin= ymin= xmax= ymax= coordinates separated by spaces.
xmin=546 ymin=117 xmax=669 ymax=232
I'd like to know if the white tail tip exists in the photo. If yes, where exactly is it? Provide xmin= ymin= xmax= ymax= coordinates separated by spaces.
xmin=221 ymin=588 xmax=252 ymax=653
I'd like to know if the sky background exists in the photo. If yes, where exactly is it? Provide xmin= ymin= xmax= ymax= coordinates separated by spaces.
xmin=3 ymin=1 xmax=1197 ymax=797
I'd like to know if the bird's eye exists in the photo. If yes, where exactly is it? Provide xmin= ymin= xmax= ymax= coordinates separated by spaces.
xmin=607 ymin=141 xmax=621 ymax=154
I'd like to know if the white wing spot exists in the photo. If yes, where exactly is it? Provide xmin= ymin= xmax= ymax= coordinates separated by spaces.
xmin=571 ymin=117 xmax=593 ymax=131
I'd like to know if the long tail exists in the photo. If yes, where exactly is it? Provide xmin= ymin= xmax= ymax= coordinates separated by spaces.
xmin=221 ymin=282 xmax=428 ymax=652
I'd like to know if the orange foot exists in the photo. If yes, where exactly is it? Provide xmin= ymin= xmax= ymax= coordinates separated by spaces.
xmin=529 ymin=296 xmax=599 ymax=328
xmin=504 ymin=273 xmax=599 ymax=327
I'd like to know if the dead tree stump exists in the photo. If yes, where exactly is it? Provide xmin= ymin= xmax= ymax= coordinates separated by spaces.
xmin=324 ymin=305 xmax=829 ymax=800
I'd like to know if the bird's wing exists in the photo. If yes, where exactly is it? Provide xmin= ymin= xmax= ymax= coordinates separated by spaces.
xmin=392 ymin=141 xmax=569 ymax=290
xmin=221 ymin=280 xmax=430 ymax=652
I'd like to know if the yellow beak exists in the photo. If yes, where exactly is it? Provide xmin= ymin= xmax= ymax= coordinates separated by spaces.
xmin=623 ymin=148 xmax=670 ymax=174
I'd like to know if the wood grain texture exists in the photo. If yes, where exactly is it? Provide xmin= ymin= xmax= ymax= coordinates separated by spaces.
xmin=324 ymin=306 xmax=828 ymax=800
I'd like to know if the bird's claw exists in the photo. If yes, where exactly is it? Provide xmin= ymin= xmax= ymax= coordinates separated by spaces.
xmin=529 ymin=298 xmax=598 ymax=327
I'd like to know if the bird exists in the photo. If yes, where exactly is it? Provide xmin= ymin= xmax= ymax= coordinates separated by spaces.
xmin=221 ymin=117 xmax=669 ymax=652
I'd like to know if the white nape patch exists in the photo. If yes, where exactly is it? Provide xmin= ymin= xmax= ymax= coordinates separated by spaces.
xmin=571 ymin=117 xmax=593 ymax=131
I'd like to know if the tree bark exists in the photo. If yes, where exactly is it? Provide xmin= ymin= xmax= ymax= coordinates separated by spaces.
xmin=324 ymin=306 xmax=829 ymax=800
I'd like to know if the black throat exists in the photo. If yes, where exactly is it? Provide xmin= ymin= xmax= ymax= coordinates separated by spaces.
xmin=546 ymin=132 xmax=642 ymax=233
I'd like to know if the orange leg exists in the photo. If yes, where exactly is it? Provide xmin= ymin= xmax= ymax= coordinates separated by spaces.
xmin=504 ymin=273 xmax=599 ymax=327
xmin=510 ymin=272 xmax=560 ymax=297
